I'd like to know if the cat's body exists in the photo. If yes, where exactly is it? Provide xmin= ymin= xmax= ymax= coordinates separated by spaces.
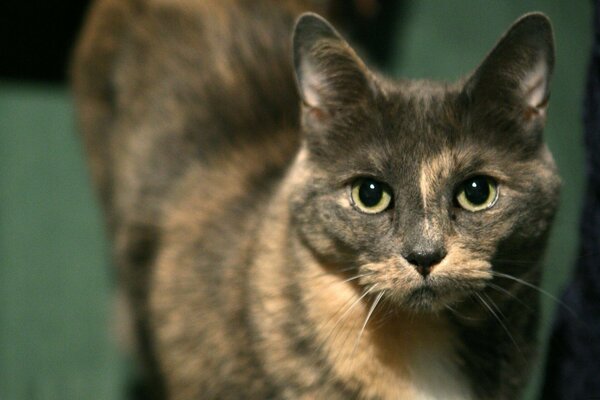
xmin=73 ymin=1 xmax=560 ymax=399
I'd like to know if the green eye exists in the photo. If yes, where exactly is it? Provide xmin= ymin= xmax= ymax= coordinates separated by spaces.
xmin=456 ymin=176 xmax=498 ymax=212
xmin=351 ymin=178 xmax=393 ymax=214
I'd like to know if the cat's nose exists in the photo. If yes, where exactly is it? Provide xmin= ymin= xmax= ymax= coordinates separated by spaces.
xmin=404 ymin=248 xmax=446 ymax=277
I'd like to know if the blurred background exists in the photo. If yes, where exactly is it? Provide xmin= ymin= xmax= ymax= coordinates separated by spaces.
xmin=0 ymin=0 xmax=591 ymax=399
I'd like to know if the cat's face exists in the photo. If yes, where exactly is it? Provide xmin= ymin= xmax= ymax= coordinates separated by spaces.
xmin=289 ymin=13 xmax=560 ymax=312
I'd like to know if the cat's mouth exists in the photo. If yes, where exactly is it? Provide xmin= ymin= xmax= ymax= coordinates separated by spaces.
xmin=404 ymin=285 xmax=439 ymax=308
xmin=399 ymin=281 xmax=467 ymax=312
xmin=358 ymin=257 xmax=491 ymax=313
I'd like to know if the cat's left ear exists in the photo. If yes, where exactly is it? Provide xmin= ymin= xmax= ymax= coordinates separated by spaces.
xmin=292 ymin=13 xmax=372 ymax=125
xmin=463 ymin=13 xmax=554 ymax=126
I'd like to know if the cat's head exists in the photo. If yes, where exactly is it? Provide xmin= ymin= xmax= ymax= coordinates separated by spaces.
xmin=288 ymin=12 xmax=560 ymax=312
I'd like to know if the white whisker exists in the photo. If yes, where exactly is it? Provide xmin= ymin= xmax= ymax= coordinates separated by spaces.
xmin=352 ymin=290 xmax=385 ymax=356
xmin=324 ymin=285 xmax=380 ymax=371
xmin=444 ymin=304 xmax=481 ymax=321
xmin=490 ymin=271 xmax=576 ymax=316
xmin=323 ymin=284 xmax=379 ymax=348
xmin=341 ymin=272 xmax=375 ymax=284
xmin=474 ymin=293 xmax=524 ymax=360
xmin=482 ymin=292 xmax=507 ymax=321
xmin=486 ymin=282 xmax=533 ymax=312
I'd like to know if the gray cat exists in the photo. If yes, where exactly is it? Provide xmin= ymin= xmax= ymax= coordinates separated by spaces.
xmin=72 ymin=0 xmax=560 ymax=399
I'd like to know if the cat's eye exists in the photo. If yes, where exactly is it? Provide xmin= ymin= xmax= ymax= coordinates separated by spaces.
xmin=350 ymin=178 xmax=393 ymax=214
xmin=455 ymin=176 xmax=498 ymax=212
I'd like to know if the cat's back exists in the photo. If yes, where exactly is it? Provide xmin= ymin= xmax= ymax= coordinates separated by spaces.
xmin=72 ymin=0 xmax=319 ymax=236
xmin=72 ymin=4 xmax=316 ymax=396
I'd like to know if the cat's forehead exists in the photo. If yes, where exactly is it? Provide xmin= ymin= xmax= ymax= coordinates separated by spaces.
xmin=317 ymin=78 xmax=514 ymax=180
xmin=384 ymin=78 xmax=456 ymax=98
xmin=324 ymin=79 xmax=506 ymax=185
xmin=383 ymin=79 xmax=461 ymax=123
xmin=372 ymin=80 xmax=466 ymax=158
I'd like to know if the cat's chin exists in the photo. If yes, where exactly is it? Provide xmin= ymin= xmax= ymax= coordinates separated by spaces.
xmin=395 ymin=285 xmax=468 ymax=313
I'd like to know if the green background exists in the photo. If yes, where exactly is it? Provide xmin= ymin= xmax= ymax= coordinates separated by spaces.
xmin=0 ymin=1 xmax=591 ymax=399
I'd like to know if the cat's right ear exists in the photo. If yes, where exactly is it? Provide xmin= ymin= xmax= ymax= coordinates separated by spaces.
xmin=292 ymin=13 xmax=372 ymax=127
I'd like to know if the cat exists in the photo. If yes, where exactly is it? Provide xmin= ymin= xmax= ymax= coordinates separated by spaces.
xmin=72 ymin=0 xmax=560 ymax=399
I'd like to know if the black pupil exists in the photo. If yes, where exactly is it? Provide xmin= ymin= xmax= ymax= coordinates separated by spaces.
xmin=359 ymin=179 xmax=384 ymax=207
xmin=464 ymin=177 xmax=490 ymax=205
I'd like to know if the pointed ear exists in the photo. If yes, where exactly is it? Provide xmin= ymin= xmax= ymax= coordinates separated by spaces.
xmin=463 ymin=13 xmax=555 ymax=125
xmin=292 ymin=13 xmax=372 ymax=121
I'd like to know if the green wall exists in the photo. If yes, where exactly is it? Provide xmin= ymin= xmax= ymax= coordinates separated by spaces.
xmin=0 ymin=83 xmax=123 ymax=399
xmin=0 ymin=1 xmax=591 ymax=399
